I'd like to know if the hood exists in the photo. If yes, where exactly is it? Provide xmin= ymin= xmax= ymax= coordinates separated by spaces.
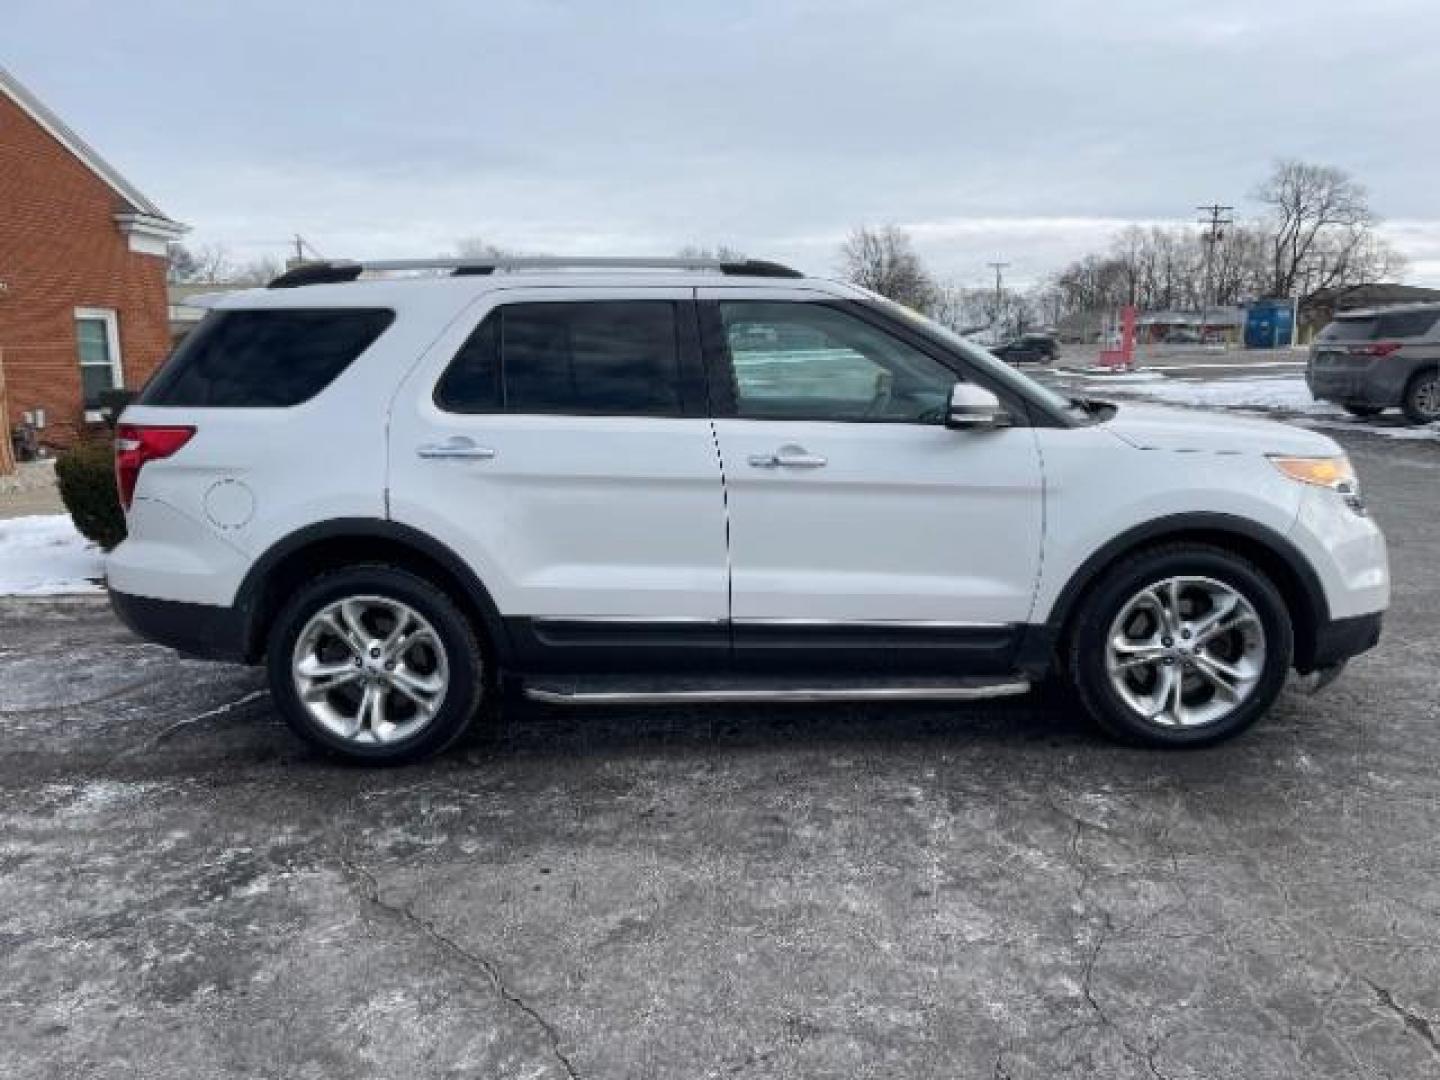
xmin=1098 ymin=404 xmax=1341 ymax=456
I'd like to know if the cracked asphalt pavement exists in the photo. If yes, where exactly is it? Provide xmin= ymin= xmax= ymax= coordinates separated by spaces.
xmin=1 ymin=429 xmax=1437 ymax=1079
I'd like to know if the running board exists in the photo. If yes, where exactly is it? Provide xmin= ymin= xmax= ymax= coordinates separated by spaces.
xmin=523 ymin=676 xmax=1031 ymax=706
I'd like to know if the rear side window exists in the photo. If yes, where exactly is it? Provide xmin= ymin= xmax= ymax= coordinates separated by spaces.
xmin=1321 ymin=310 xmax=1440 ymax=342
xmin=140 ymin=308 xmax=394 ymax=407
xmin=435 ymin=301 xmax=682 ymax=416
xmin=1376 ymin=309 xmax=1440 ymax=338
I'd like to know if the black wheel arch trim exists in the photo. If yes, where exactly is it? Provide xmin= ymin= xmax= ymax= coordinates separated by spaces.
xmin=234 ymin=518 xmax=513 ymax=666
xmin=1033 ymin=511 xmax=1331 ymax=673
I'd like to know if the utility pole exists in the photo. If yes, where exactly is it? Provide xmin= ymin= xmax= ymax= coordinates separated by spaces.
xmin=288 ymin=235 xmax=324 ymax=269
xmin=1196 ymin=204 xmax=1233 ymax=345
xmin=987 ymin=261 xmax=1009 ymax=336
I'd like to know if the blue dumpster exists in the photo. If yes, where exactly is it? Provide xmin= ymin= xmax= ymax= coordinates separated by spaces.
xmin=1245 ymin=300 xmax=1295 ymax=349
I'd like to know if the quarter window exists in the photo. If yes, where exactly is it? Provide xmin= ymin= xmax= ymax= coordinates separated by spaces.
xmin=436 ymin=301 xmax=684 ymax=417
xmin=75 ymin=308 xmax=123 ymax=410
xmin=140 ymin=308 xmax=394 ymax=408
xmin=718 ymin=301 xmax=955 ymax=422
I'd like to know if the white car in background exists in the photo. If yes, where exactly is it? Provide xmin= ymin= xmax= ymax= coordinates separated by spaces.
xmin=108 ymin=256 xmax=1387 ymax=764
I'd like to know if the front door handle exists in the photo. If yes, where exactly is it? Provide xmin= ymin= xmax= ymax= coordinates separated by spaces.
xmin=417 ymin=436 xmax=497 ymax=460
xmin=749 ymin=445 xmax=828 ymax=469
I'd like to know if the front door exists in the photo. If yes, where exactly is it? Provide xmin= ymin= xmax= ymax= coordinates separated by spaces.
xmin=698 ymin=290 xmax=1044 ymax=673
xmin=388 ymin=288 xmax=728 ymax=671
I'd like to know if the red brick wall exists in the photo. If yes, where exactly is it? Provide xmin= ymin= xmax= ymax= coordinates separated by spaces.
xmin=0 ymin=91 xmax=173 ymax=449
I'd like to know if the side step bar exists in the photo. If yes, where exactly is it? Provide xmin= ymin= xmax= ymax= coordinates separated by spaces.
xmin=524 ymin=679 xmax=1031 ymax=706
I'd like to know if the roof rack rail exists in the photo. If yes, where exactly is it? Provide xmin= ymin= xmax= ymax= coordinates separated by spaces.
xmin=268 ymin=256 xmax=803 ymax=288
xmin=267 ymin=261 xmax=364 ymax=288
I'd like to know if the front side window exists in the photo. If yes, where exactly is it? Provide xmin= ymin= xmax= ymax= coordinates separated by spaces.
xmin=75 ymin=308 xmax=122 ymax=409
xmin=436 ymin=301 xmax=683 ymax=417
xmin=140 ymin=308 xmax=394 ymax=408
xmin=718 ymin=301 xmax=954 ymax=422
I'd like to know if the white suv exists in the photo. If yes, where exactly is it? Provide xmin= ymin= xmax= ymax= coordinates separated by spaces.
xmin=108 ymin=256 xmax=1389 ymax=763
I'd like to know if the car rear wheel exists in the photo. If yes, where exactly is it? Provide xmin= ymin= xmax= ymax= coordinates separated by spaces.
xmin=1067 ymin=545 xmax=1293 ymax=747
xmin=1342 ymin=403 xmax=1384 ymax=418
xmin=266 ymin=565 xmax=487 ymax=764
xmin=1401 ymin=368 xmax=1440 ymax=424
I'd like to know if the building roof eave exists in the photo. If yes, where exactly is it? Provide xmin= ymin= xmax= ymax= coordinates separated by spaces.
xmin=0 ymin=63 xmax=186 ymax=234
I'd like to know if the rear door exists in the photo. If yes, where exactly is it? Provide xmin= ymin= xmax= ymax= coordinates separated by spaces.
xmin=387 ymin=288 xmax=728 ymax=670
xmin=698 ymin=289 xmax=1045 ymax=673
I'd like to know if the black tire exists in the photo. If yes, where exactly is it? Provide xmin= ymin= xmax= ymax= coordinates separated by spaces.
xmin=1400 ymin=368 xmax=1440 ymax=425
xmin=1066 ymin=544 xmax=1293 ymax=748
xmin=1342 ymin=403 xmax=1384 ymax=418
xmin=265 ymin=564 xmax=487 ymax=764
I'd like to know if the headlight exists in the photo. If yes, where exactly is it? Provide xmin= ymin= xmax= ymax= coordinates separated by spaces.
xmin=1270 ymin=455 xmax=1365 ymax=513
xmin=1270 ymin=455 xmax=1354 ymax=488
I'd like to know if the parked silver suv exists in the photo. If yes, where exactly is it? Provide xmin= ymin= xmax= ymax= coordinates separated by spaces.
xmin=1307 ymin=303 xmax=1440 ymax=424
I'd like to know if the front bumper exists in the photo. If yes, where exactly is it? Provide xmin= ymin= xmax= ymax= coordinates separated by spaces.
xmin=110 ymin=589 xmax=249 ymax=663
xmin=1306 ymin=358 xmax=1411 ymax=407
xmin=1305 ymin=611 xmax=1382 ymax=672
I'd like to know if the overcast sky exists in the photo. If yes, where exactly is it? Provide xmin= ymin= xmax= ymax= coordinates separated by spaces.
xmin=9 ymin=0 xmax=1440 ymax=287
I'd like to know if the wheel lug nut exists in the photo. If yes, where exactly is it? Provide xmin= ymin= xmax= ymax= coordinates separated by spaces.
xmin=1181 ymin=629 xmax=1191 ymax=640
xmin=369 ymin=646 xmax=382 ymax=658
xmin=1162 ymin=636 xmax=1173 ymax=647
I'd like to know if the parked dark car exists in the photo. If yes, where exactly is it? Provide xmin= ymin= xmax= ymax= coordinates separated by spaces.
xmin=991 ymin=333 xmax=1058 ymax=365
xmin=1307 ymin=304 xmax=1440 ymax=424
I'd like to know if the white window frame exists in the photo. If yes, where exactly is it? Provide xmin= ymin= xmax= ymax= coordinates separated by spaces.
xmin=74 ymin=307 xmax=124 ymax=421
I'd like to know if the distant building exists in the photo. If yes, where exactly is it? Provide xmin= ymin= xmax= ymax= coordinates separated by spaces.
xmin=168 ymin=283 xmax=246 ymax=344
xmin=1299 ymin=283 xmax=1440 ymax=342
xmin=1135 ymin=307 xmax=1245 ymax=345
xmin=0 ymin=65 xmax=186 ymax=451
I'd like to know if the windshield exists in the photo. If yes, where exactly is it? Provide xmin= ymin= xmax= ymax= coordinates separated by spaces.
xmin=859 ymin=295 xmax=1082 ymax=419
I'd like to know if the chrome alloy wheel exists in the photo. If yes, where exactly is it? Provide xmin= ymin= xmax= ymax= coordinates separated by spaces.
xmin=1105 ymin=576 xmax=1266 ymax=728
xmin=291 ymin=595 xmax=451 ymax=745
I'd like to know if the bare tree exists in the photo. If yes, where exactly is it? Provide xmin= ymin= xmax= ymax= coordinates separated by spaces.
xmin=229 ymin=255 xmax=287 ymax=285
xmin=1256 ymin=160 xmax=1384 ymax=297
xmin=838 ymin=225 xmax=937 ymax=312
xmin=929 ymin=283 xmax=993 ymax=334
xmin=454 ymin=237 xmax=513 ymax=259
xmin=167 ymin=242 xmax=238 ymax=284
xmin=676 ymin=244 xmax=746 ymax=262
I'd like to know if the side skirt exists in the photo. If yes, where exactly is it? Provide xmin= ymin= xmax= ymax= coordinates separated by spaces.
xmin=505 ymin=616 xmax=1028 ymax=677
xmin=524 ymin=676 xmax=1032 ymax=706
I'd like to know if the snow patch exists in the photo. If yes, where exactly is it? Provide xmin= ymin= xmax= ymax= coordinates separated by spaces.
xmin=0 ymin=515 xmax=105 ymax=596
xmin=1095 ymin=374 xmax=1343 ymax=415
xmin=1299 ymin=417 xmax=1440 ymax=442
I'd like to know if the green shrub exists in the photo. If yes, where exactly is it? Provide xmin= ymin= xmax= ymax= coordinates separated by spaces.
xmin=56 ymin=439 xmax=126 ymax=551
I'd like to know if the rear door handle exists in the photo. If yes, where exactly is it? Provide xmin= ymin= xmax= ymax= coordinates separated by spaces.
xmin=748 ymin=445 xmax=827 ymax=469
xmin=417 ymin=436 xmax=497 ymax=460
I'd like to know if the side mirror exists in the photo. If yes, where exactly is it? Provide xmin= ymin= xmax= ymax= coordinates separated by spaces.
xmin=946 ymin=383 xmax=1010 ymax=431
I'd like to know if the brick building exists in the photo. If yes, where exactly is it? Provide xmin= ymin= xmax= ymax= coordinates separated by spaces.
xmin=0 ymin=65 xmax=186 ymax=457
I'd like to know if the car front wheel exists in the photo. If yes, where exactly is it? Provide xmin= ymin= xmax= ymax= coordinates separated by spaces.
xmin=266 ymin=565 xmax=487 ymax=764
xmin=1067 ymin=545 xmax=1293 ymax=747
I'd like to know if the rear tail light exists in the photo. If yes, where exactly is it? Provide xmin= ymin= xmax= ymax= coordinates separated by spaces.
xmin=115 ymin=424 xmax=195 ymax=510
xmin=1350 ymin=341 xmax=1403 ymax=357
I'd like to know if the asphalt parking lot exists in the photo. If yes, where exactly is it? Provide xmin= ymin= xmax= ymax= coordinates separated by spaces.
xmin=2 ymin=427 xmax=1437 ymax=1079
